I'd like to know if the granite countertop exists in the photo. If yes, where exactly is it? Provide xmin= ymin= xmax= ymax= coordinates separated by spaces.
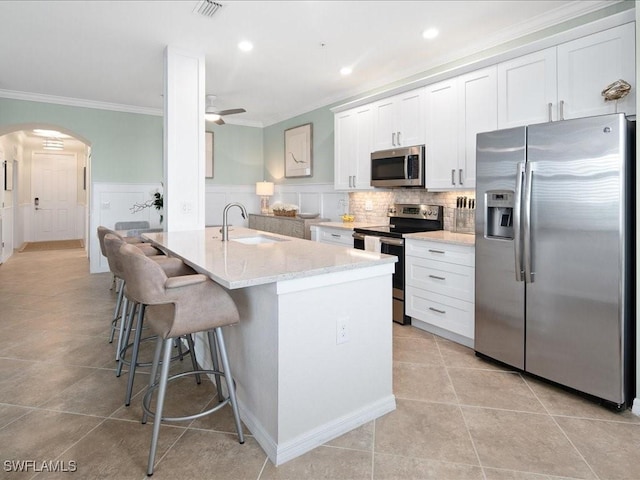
xmin=404 ymin=230 xmax=475 ymax=246
xmin=314 ymin=221 xmax=388 ymax=231
xmin=143 ymin=227 xmax=396 ymax=289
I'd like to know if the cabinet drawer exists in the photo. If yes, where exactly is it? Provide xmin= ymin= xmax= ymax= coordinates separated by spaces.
xmin=406 ymin=256 xmax=474 ymax=302
xmin=405 ymin=286 xmax=474 ymax=339
xmin=317 ymin=228 xmax=354 ymax=247
xmin=406 ymin=239 xmax=474 ymax=266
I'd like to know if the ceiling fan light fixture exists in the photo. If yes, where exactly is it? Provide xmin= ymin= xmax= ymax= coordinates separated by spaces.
xmin=205 ymin=113 xmax=221 ymax=122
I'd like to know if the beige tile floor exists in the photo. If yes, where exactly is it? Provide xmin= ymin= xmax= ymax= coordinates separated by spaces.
xmin=1 ymin=248 xmax=639 ymax=480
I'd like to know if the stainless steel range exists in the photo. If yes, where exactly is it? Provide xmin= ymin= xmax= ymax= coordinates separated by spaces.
xmin=353 ymin=204 xmax=443 ymax=325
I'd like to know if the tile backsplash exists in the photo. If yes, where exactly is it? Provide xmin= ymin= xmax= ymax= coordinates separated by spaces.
xmin=349 ymin=190 xmax=476 ymax=231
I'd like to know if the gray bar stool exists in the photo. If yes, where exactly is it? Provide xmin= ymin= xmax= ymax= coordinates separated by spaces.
xmin=118 ymin=242 xmax=244 ymax=477
xmin=97 ymin=226 xmax=163 ymax=345
xmin=104 ymin=233 xmax=197 ymax=406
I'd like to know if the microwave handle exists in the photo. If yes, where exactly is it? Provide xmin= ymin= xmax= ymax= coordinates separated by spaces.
xmin=404 ymin=157 xmax=409 ymax=180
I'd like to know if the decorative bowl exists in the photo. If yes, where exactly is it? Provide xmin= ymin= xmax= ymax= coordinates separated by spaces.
xmin=272 ymin=209 xmax=297 ymax=217
xmin=297 ymin=213 xmax=320 ymax=219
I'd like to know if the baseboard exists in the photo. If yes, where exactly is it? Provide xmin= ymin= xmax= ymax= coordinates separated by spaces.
xmin=241 ymin=394 xmax=396 ymax=466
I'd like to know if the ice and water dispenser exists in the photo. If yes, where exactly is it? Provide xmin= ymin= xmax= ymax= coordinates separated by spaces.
xmin=485 ymin=191 xmax=514 ymax=239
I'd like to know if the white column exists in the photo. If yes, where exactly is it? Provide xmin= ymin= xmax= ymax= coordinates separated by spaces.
xmin=163 ymin=46 xmax=205 ymax=231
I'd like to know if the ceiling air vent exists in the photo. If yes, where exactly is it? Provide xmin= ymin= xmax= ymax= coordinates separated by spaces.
xmin=193 ymin=0 xmax=223 ymax=18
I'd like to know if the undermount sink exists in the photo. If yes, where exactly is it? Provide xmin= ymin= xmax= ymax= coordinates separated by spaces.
xmin=231 ymin=234 xmax=288 ymax=245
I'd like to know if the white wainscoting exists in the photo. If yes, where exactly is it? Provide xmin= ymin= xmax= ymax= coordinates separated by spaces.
xmin=90 ymin=182 xmax=163 ymax=273
xmin=1 ymin=206 xmax=13 ymax=263
xmin=205 ymin=183 xmax=348 ymax=226
xmin=90 ymin=182 xmax=348 ymax=273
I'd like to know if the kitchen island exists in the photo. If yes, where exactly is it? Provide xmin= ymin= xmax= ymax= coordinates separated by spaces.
xmin=142 ymin=227 xmax=397 ymax=465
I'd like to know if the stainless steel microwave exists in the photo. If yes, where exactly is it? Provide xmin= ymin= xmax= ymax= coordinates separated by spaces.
xmin=370 ymin=145 xmax=424 ymax=188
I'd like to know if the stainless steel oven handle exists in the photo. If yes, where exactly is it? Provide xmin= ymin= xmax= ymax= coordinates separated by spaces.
xmin=351 ymin=232 xmax=404 ymax=247
xmin=380 ymin=237 xmax=404 ymax=247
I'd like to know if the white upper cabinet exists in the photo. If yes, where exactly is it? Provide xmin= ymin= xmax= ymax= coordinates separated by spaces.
xmin=498 ymin=23 xmax=635 ymax=128
xmin=425 ymin=79 xmax=459 ymax=189
xmin=458 ymin=67 xmax=498 ymax=190
xmin=425 ymin=66 xmax=497 ymax=190
xmin=557 ymin=22 xmax=635 ymax=120
xmin=498 ymin=48 xmax=558 ymax=127
xmin=334 ymin=104 xmax=374 ymax=190
xmin=372 ymin=88 xmax=426 ymax=151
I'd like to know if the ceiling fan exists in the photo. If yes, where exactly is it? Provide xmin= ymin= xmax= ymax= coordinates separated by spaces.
xmin=205 ymin=94 xmax=246 ymax=125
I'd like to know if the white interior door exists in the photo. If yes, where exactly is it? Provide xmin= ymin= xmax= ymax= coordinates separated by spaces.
xmin=32 ymin=153 xmax=77 ymax=241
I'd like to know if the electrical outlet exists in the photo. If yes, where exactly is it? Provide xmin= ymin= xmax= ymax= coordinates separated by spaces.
xmin=336 ymin=317 xmax=350 ymax=345
xmin=365 ymin=200 xmax=373 ymax=211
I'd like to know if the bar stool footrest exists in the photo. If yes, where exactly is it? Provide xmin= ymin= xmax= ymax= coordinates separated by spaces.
xmin=142 ymin=369 xmax=232 ymax=423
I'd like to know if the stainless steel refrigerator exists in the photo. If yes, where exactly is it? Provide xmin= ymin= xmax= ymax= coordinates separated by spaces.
xmin=474 ymin=113 xmax=635 ymax=409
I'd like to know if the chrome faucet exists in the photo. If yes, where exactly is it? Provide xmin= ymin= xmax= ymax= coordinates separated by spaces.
xmin=222 ymin=202 xmax=248 ymax=241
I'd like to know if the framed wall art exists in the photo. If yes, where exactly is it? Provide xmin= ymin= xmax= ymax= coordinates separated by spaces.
xmin=284 ymin=123 xmax=312 ymax=178
xmin=205 ymin=131 xmax=214 ymax=178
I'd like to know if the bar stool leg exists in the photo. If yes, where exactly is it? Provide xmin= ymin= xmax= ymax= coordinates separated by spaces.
xmin=185 ymin=334 xmax=202 ymax=384
xmin=206 ymin=331 xmax=224 ymax=402
xmin=116 ymin=301 xmax=137 ymax=377
xmin=142 ymin=335 xmax=164 ymax=425
xmin=115 ymin=296 xmax=129 ymax=361
xmin=147 ymin=337 xmax=173 ymax=477
xmin=109 ymin=279 xmax=125 ymax=344
xmin=213 ymin=328 xmax=244 ymax=444
xmin=125 ymin=304 xmax=146 ymax=406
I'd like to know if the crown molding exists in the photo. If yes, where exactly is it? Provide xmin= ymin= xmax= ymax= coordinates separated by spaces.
xmin=0 ymin=89 xmax=163 ymax=116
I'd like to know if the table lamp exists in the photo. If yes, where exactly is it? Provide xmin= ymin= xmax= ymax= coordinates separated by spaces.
xmin=256 ymin=181 xmax=274 ymax=214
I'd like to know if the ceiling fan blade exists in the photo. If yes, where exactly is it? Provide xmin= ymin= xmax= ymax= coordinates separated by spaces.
xmin=213 ymin=108 xmax=246 ymax=116
xmin=214 ymin=117 xmax=225 ymax=125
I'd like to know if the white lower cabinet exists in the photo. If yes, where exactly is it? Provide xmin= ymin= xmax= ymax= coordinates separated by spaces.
xmin=311 ymin=225 xmax=354 ymax=247
xmin=405 ymin=238 xmax=475 ymax=347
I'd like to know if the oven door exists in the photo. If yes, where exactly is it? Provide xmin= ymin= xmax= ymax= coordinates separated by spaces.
xmin=353 ymin=233 xmax=408 ymax=324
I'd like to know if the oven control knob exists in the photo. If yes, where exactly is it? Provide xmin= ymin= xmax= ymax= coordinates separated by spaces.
xmin=421 ymin=210 xmax=427 ymax=217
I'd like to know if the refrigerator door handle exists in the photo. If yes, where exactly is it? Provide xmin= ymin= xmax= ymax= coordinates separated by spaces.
xmin=523 ymin=161 xmax=534 ymax=283
xmin=513 ymin=162 xmax=525 ymax=281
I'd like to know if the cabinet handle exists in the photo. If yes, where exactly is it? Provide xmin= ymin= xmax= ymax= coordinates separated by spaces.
xmin=459 ymin=169 xmax=463 ymax=185
xmin=353 ymin=175 xmax=356 ymax=187
xmin=451 ymin=169 xmax=456 ymax=185
xmin=397 ymin=131 xmax=401 ymax=145
xmin=548 ymin=102 xmax=553 ymax=122
xmin=429 ymin=307 xmax=446 ymax=314
xmin=331 ymin=233 xmax=341 ymax=238
xmin=560 ymin=100 xmax=565 ymax=121
xmin=428 ymin=249 xmax=445 ymax=254
xmin=392 ymin=132 xmax=396 ymax=146
xmin=429 ymin=274 xmax=446 ymax=281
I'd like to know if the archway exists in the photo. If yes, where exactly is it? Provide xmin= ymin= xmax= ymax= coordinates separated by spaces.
xmin=0 ymin=123 xmax=91 ymax=260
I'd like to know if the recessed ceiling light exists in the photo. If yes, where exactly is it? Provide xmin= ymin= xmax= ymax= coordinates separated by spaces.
xmin=33 ymin=129 xmax=70 ymax=138
xmin=422 ymin=28 xmax=439 ymax=40
xmin=238 ymin=41 xmax=253 ymax=52
xmin=340 ymin=67 xmax=353 ymax=76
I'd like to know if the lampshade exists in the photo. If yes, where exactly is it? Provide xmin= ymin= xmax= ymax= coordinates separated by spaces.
xmin=255 ymin=181 xmax=274 ymax=196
